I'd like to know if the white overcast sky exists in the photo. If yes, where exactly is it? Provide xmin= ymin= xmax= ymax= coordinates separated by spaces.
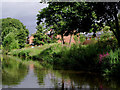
xmin=1 ymin=0 xmax=48 ymax=34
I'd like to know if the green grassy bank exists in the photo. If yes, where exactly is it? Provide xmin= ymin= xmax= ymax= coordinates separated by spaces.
xmin=9 ymin=39 xmax=120 ymax=77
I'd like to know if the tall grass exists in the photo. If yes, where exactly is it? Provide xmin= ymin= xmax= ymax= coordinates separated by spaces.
xmin=9 ymin=39 xmax=119 ymax=76
xmin=10 ymin=43 xmax=57 ymax=59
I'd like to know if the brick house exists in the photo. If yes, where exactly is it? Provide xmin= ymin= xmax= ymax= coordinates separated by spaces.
xmin=27 ymin=34 xmax=78 ymax=45
xmin=26 ymin=35 xmax=34 ymax=45
xmin=56 ymin=34 xmax=80 ymax=44
xmin=27 ymin=30 xmax=103 ymax=45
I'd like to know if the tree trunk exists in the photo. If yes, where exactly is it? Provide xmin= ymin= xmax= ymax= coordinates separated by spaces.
xmin=108 ymin=8 xmax=120 ymax=47
xmin=69 ymin=34 xmax=72 ymax=47
xmin=108 ymin=22 xmax=120 ymax=46
xmin=114 ymin=10 xmax=120 ymax=47
xmin=61 ymin=34 xmax=64 ymax=45
xmin=117 ymin=37 xmax=120 ymax=47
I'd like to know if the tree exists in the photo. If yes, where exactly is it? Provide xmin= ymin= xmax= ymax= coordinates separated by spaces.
xmin=1 ymin=17 xmax=29 ymax=48
xmin=3 ymin=32 xmax=19 ymax=53
xmin=91 ymin=2 xmax=120 ymax=46
xmin=17 ymin=29 xmax=28 ymax=48
xmin=33 ymin=24 xmax=50 ymax=45
xmin=37 ymin=2 xmax=120 ymax=46
xmin=37 ymin=2 xmax=97 ymax=46
xmin=1 ymin=27 xmax=17 ymax=41
xmin=100 ymin=26 xmax=113 ymax=41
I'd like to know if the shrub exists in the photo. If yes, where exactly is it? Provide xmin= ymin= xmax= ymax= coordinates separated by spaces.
xmin=39 ymin=41 xmax=44 ymax=45
xmin=51 ymin=38 xmax=118 ymax=71
xmin=25 ymin=44 xmax=30 ymax=47
xmin=3 ymin=32 xmax=19 ymax=52
xmin=11 ymin=50 xmax=19 ymax=56
xmin=100 ymin=48 xmax=120 ymax=76
xmin=79 ymin=34 xmax=86 ymax=44
xmin=73 ymin=35 xmax=79 ymax=44
xmin=18 ymin=50 xmax=30 ymax=59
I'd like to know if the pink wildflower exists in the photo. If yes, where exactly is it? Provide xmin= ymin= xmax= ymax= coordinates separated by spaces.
xmin=99 ymin=52 xmax=109 ymax=64
xmin=106 ymin=52 xmax=109 ymax=56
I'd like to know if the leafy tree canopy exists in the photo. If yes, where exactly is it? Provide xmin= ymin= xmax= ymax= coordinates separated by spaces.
xmin=37 ymin=2 xmax=97 ymax=45
xmin=91 ymin=2 xmax=120 ymax=46
xmin=3 ymin=32 xmax=19 ymax=52
xmin=33 ymin=24 xmax=51 ymax=45
xmin=37 ymin=2 xmax=120 ymax=46
xmin=1 ymin=17 xmax=29 ymax=48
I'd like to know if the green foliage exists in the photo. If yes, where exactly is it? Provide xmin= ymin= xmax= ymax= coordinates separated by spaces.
xmin=73 ymin=35 xmax=79 ymax=44
xmin=25 ymin=44 xmax=30 ymax=47
xmin=103 ymin=26 xmax=110 ymax=32
xmin=55 ymin=39 xmax=118 ymax=71
xmin=1 ymin=27 xmax=17 ymax=41
xmin=100 ymin=32 xmax=113 ymax=41
xmin=17 ymin=29 xmax=28 ymax=48
xmin=3 ymin=32 xmax=19 ymax=53
xmin=11 ymin=50 xmax=20 ymax=56
xmin=10 ymin=49 xmax=30 ymax=59
xmin=0 ymin=45 xmax=3 ymax=50
xmin=15 ymin=38 xmax=117 ymax=72
xmin=100 ymin=26 xmax=114 ymax=41
xmin=29 ymin=42 xmax=101 ymax=70
xmin=109 ymin=49 xmax=120 ymax=64
xmin=79 ymin=34 xmax=86 ymax=44
xmin=33 ymin=24 xmax=50 ymax=45
xmin=10 ymin=40 xmax=19 ymax=50
xmin=33 ymin=38 xmax=39 ymax=45
xmin=9 ymin=39 xmax=119 ymax=76
xmin=32 ymin=44 xmax=62 ymax=64
xmin=101 ymin=49 xmax=120 ymax=76
xmin=38 ymin=2 xmax=120 ymax=46
xmin=2 ymin=55 xmax=28 ymax=85
xmin=1 ymin=18 xmax=29 ymax=49
xmin=91 ymin=2 xmax=120 ymax=46
xmin=18 ymin=50 xmax=30 ymax=59
xmin=39 ymin=41 xmax=45 ymax=45
xmin=37 ymin=2 xmax=98 ymax=45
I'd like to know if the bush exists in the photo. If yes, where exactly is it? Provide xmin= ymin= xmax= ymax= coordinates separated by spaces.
xmin=100 ymin=33 xmax=113 ymax=41
xmin=100 ymin=48 xmax=120 ymax=76
xmin=73 ymin=35 xmax=79 ymax=44
xmin=39 ymin=41 xmax=44 ymax=45
xmin=11 ymin=50 xmax=20 ymax=56
xmin=51 ymin=38 xmax=118 ymax=71
xmin=51 ymin=44 xmax=99 ymax=70
xmin=18 ymin=50 xmax=30 ymax=58
xmin=25 ymin=44 xmax=30 ymax=47
xmin=11 ymin=49 xmax=30 ymax=59
xmin=3 ymin=32 xmax=19 ymax=52
xmin=79 ymin=34 xmax=86 ymax=44
xmin=28 ymin=38 xmax=118 ymax=72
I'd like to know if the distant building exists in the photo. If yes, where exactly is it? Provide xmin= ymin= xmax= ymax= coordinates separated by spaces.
xmin=27 ymin=30 xmax=108 ymax=45
xmin=26 ymin=35 xmax=34 ymax=46
xmin=56 ymin=34 xmax=78 ymax=44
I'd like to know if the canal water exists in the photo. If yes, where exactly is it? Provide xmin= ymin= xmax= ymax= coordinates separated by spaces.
xmin=2 ymin=55 xmax=120 ymax=89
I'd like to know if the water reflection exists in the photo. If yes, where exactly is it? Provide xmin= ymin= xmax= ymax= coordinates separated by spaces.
xmin=34 ymin=68 xmax=120 ymax=89
xmin=13 ymin=63 xmax=40 ymax=88
xmin=2 ymin=56 xmax=28 ymax=88
xmin=2 ymin=56 xmax=120 ymax=89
